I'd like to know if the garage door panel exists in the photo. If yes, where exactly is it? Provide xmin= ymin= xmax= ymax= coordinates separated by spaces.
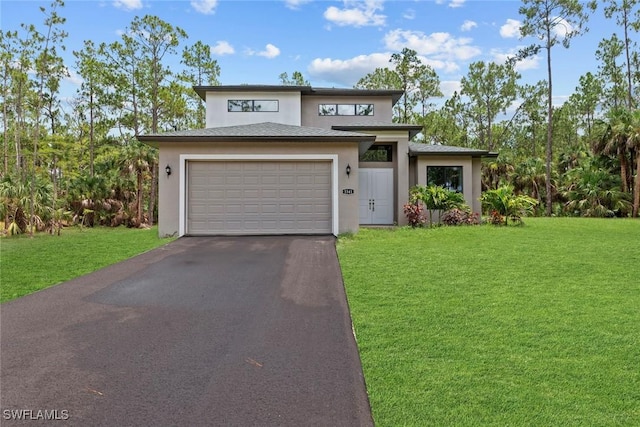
xmin=187 ymin=161 xmax=332 ymax=235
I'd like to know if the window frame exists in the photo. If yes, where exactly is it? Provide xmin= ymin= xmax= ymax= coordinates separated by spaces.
xmin=228 ymin=99 xmax=279 ymax=112
xmin=359 ymin=144 xmax=393 ymax=162
xmin=318 ymin=103 xmax=374 ymax=116
xmin=426 ymin=166 xmax=463 ymax=193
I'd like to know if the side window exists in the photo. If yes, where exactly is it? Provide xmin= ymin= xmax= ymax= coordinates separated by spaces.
xmin=427 ymin=166 xmax=463 ymax=192
xmin=318 ymin=103 xmax=374 ymax=116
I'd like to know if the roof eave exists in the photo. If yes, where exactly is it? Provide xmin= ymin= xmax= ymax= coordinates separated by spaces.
xmin=137 ymin=135 xmax=375 ymax=145
xmin=409 ymin=150 xmax=498 ymax=158
xmin=193 ymin=85 xmax=311 ymax=100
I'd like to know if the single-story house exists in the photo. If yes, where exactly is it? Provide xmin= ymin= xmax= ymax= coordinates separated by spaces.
xmin=138 ymin=85 xmax=496 ymax=237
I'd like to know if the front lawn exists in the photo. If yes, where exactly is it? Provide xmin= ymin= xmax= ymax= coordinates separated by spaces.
xmin=338 ymin=218 xmax=640 ymax=426
xmin=1 ymin=226 xmax=174 ymax=302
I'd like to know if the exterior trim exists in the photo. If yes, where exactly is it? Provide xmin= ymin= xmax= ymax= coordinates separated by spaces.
xmin=179 ymin=154 xmax=340 ymax=237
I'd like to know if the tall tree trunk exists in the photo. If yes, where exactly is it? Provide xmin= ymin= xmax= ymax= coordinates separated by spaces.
xmin=633 ymin=150 xmax=640 ymax=218
xmin=623 ymin=7 xmax=633 ymax=108
xmin=545 ymin=40 xmax=553 ymax=217
xmin=90 ymin=90 xmax=94 ymax=177
xmin=620 ymin=151 xmax=629 ymax=193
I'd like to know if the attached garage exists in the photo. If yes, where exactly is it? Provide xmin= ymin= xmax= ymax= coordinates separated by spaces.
xmin=186 ymin=160 xmax=332 ymax=235
xmin=138 ymin=121 xmax=375 ymax=237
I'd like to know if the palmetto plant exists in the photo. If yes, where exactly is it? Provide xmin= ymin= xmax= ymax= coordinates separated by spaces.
xmin=562 ymin=159 xmax=631 ymax=217
xmin=409 ymin=185 xmax=467 ymax=225
xmin=0 ymin=174 xmax=52 ymax=234
xmin=480 ymin=185 xmax=538 ymax=225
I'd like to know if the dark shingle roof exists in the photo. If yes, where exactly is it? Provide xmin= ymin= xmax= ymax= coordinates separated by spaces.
xmin=409 ymin=142 xmax=498 ymax=158
xmin=137 ymin=122 xmax=376 ymax=145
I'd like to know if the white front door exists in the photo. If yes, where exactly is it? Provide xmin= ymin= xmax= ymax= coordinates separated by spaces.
xmin=359 ymin=168 xmax=394 ymax=224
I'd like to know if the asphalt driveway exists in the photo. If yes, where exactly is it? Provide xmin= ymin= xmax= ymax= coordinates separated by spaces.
xmin=1 ymin=236 xmax=373 ymax=426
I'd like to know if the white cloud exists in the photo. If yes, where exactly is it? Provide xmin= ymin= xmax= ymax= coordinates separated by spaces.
xmin=440 ymin=80 xmax=461 ymax=97
xmin=323 ymin=0 xmax=386 ymax=28
xmin=553 ymin=17 xmax=574 ymax=38
xmin=460 ymin=20 xmax=477 ymax=32
xmin=491 ymin=48 xmax=541 ymax=71
xmin=284 ymin=0 xmax=311 ymax=9
xmin=449 ymin=0 xmax=465 ymax=8
xmin=403 ymin=8 xmax=416 ymax=20
xmin=500 ymin=18 xmax=521 ymax=38
xmin=384 ymin=29 xmax=481 ymax=62
xmin=211 ymin=41 xmax=234 ymax=56
xmin=255 ymin=43 xmax=281 ymax=59
xmin=113 ymin=0 xmax=142 ymax=10
xmin=65 ymin=69 xmax=83 ymax=87
xmin=308 ymin=53 xmax=391 ymax=87
xmin=191 ymin=0 xmax=217 ymax=15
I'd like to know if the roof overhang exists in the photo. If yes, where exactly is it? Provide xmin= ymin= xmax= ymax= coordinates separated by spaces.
xmin=192 ymin=85 xmax=405 ymax=105
xmin=137 ymin=122 xmax=376 ymax=148
xmin=193 ymin=85 xmax=310 ymax=101
xmin=409 ymin=142 xmax=498 ymax=158
xmin=332 ymin=123 xmax=423 ymax=140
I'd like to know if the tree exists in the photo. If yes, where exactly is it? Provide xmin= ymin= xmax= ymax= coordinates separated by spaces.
xmin=519 ymin=0 xmax=596 ymax=216
xmin=516 ymin=81 xmax=547 ymax=157
xmin=389 ymin=48 xmax=422 ymax=123
xmin=355 ymin=67 xmax=402 ymax=90
xmin=101 ymin=15 xmax=187 ymax=226
xmin=74 ymin=40 xmax=109 ymax=177
xmin=26 ymin=0 xmax=67 ymax=236
xmin=597 ymin=34 xmax=628 ymax=109
xmin=569 ymin=72 xmax=603 ymax=137
xmin=279 ymin=71 xmax=309 ymax=86
xmin=460 ymin=60 xmax=520 ymax=151
xmin=603 ymin=0 xmax=639 ymax=108
xmin=180 ymin=40 xmax=220 ymax=128
xmin=593 ymin=107 xmax=633 ymax=194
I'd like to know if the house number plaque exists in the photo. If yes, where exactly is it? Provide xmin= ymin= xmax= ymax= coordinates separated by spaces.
xmin=342 ymin=189 xmax=355 ymax=195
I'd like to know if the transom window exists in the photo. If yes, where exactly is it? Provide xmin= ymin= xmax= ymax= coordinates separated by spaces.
xmin=228 ymin=100 xmax=279 ymax=112
xmin=427 ymin=166 xmax=463 ymax=192
xmin=318 ymin=104 xmax=374 ymax=116
xmin=359 ymin=144 xmax=393 ymax=162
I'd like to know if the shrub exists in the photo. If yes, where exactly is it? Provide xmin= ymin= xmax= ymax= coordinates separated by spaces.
xmin=403 ymin=203 xmax=427 ymax=228
xmin=409 ymin=185 xmax=469 ymax=225
xmin=481 ymin=185 xmax=538 ymax=225
xmin=441 ymin=208 xmax=480 ymax=226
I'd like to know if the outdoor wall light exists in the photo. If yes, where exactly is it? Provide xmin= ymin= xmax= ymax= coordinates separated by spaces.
xmin=165 ymin=164 xmax=172 ymax=176
xmin=346 ymin=163 xmax=351 ymax=177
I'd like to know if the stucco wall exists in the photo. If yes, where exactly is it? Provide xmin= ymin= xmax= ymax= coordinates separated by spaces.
xmin=205 ymin=91 xmax=302 ymax=127
xmin=157 ymin=141 xmax=360 ymax=237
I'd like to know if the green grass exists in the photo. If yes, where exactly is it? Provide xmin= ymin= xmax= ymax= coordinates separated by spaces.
xmin=338 ymin=218 xmax=640 ymax=426
xmin=1 ymin=226 xmax=174 ymax=302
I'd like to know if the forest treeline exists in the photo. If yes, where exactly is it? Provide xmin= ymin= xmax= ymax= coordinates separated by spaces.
xmin=1 ymin=0 xmax=638 ymax=235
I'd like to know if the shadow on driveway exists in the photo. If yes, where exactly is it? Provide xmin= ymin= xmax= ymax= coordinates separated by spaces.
xmin=1 ymin=236 xmax=373 ymax=426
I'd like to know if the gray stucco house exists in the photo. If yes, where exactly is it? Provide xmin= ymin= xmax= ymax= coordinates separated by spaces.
xmin=138 ymin=85 xmax=496 ymax=237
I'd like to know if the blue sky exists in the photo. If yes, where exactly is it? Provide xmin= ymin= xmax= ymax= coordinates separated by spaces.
xmin=2 ymin=0 xmax=620 ymax=106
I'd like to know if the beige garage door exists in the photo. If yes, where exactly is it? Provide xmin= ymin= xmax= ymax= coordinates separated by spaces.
xmin=187 ymin=161 xmax=332 ymax=235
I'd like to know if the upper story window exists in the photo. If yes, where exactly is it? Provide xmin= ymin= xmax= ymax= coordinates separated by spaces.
xmin=228 ymin=100 xmax=279 ymax=112
xmin=318 ymin=104 xmax=374 ymax=116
